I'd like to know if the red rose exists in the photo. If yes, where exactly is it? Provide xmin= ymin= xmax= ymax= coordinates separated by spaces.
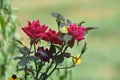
xmin=21 ymin=20 xmax=48 ymax=44
xmin=68 ymin=23 xmax=85 ymax=41
xmin=35 ymin=47 xmax=52 ymax=62
xmin=43 ymin=29 xmax=63 ymax=45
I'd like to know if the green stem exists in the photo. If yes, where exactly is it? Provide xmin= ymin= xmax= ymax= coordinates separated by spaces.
xmin=24 ymin=66 xmax=27 ymax=80
xmin=39 ymin=43 xmax=66 ymax=80
xmin=47 ymin=64 xmax=58 ymax=77
xmin=33 ymin=42 xmax=37 ymax=53
xmin=33 ymin=43 xmax=39 ymax=79
xmin=36 ymin=61 xmax=44 ymax=79
xmin=43 ymin=64 xmax=58 ymax=80
xmin=56 ymin=63 xmax=75 ymax=69
xmin=61 ymin=44 xmax=68 ymax=55
xmin=24 ymin=42 xmax=33 ymax=80
xmin=55 ymin=43 xmax=66 ymax=56
xmin=45 ymin=60 xmax=54 ymax=73
xmin=45 ymin=43 xmax=65 ymax=73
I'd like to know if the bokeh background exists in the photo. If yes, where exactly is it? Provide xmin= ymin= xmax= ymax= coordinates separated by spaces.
xmin=12 ymin=0 xmax=120 ymax=80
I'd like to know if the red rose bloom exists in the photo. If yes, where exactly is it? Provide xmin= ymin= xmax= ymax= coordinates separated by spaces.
xmin=43 ymin=29 xmax=63 ymax=45
xmin=21 ymin=20 xmax=48 ymax=44
xmin=68 ymin=23 xmax=85 ymax=41
xmin=35 ymin=47 xmax=52 ymax=62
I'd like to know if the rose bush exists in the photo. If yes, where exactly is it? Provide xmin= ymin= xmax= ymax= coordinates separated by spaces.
xmin=14 ymin=12 xmax=94 ymax=80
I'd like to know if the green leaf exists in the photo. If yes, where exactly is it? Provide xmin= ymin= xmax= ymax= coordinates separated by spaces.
xmin=54 ymin=55 xmax=64 ymax=63
xmin=18 ymin=57 xmax=29 ymax=66
xmin=85 ymin=27 xmax=96 ymax=31
xmin=14 ymin=56 xmax=21 ymax=60
xmin=81 ymin=42 xmax=87 ymax=55
xmin=56 ymin=18 xmax=61 ymax=27
xmin=50 ymin=44 xmax=56 ymax=53
xmin=63 ymin=34 xmax=72 ymax=42
xmin=17 ymin=47 xmax=30 ymax=55
xmin=51 ymin=12 xmax=59 ymax=18
xmin=63 ymin=52 xmax=71 ymax=58
xmin=66 ymin=19 xmax=72 ymax=25
xmin=51 ymin=12 xmax=65 ymax=21
xmin=68 ymin=38 xmax=75 ymax=48
xmin=85 ymin=27 xmax=96 ymax=35
xmin=78 ymin=21 xmax=85 ymax=26
xmin=59 ymin=22 xmax=66 ymax=27
xmin=16 ymin=39 xmax=24 ymax=46
xmin=0 ymin=14 xmax=6 ymax=39
xmin=28 ymin=56 xmax=38 ymax=61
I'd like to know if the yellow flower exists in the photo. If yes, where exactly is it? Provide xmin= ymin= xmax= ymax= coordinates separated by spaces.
xmin=59 ymin=26 xmax=69 ymax=33
xmin=8 ymin=75 xmax=19 ymax=80
xmin=71 ymin=54 xmax=82 ymax=64
xmin=8 ymin=78 xmax=19 ymax=80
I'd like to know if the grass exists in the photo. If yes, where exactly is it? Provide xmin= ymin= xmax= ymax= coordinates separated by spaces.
xmin=9 ymin=0 xmax=120 ymax=80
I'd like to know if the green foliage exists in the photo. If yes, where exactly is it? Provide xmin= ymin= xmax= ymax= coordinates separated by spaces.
xmin=0 ymin=0 xmax=18 ymax=79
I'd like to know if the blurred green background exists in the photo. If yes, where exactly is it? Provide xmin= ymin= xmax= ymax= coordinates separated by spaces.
xmin=12 ymin=0 xmax=120 ymax=80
